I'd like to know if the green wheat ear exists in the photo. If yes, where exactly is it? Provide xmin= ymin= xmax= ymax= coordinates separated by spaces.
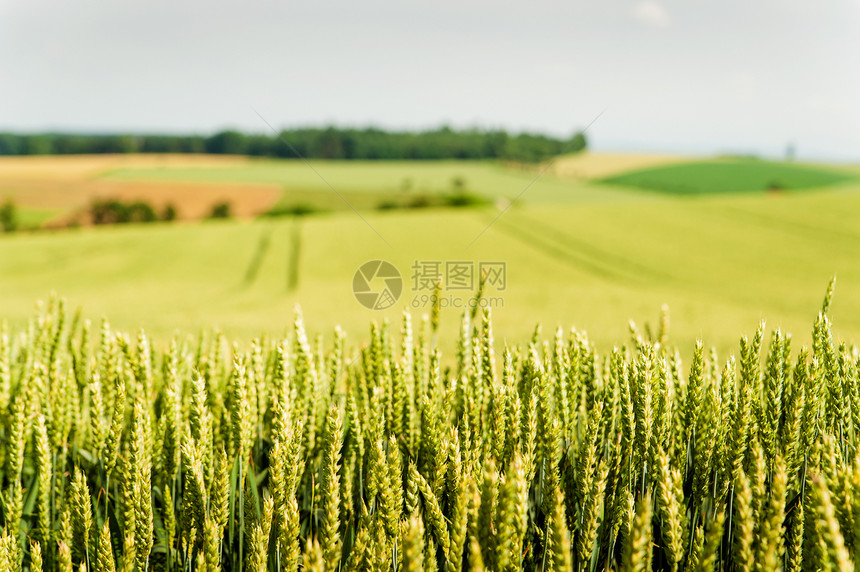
xmin=654 ymin=447 xmax=684 ymax=569
xmin=822 ymin=275 xmax=836 ymax=315
xmin=0 ymin=286 xmax=857 ymax=571
xmin=248 ymin=495 xmax=274 ymax=572
xmin=811 ymin=473 xmax=852 ymax=570
xmin=546 ymin=475 xmax=574 ymax=572
xmin=319 ymin=405 xmax=344 ymax=569
xmin=97 ymin=520 xmax=116 ymax=572
xmin=755 ymin=456 xmax=788 ymax=570
xmin=693 ymin=507 xmax=726 ymax=572
xmin=57 ymin=540 xmax=72 ymax=572
xmin=410 ymin=462 xmax=451 ymax=558
xmin=733 ymin=468 xmax=755 ymax=572
xmin=302 ymin=538 xmax=324 ymax=572
xmin=402 ymin=515 xmax=426 ymax=572
xmin=0 ymin=530 xmax=18 ymax=571
xmin=70 ymin=467 xmax=93 ymax=565
xmin=30 ymin=540 xmax=44 ymax=572
xmin=202 ymin=516 xmax=222 ymax=571
xmin=35 ymin=415 xmax=52 ymax=547
xmin=380 ymin=435 xmax=404 ymax=538
xmin=621 ymin=494 xmax=652 ymax=572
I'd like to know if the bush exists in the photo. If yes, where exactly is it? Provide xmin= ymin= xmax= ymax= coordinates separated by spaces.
xmin=162 ymin=203 xmax=178 ymax=221
xmin=91 ymin=199 xmax=159 ymax=225
xmin=209 ymin=202 xmax=232 ymax=219
xmin=443 ymin=190 xmax=488 ymax=208
xmin=263 ymin=203 xmax=320 ymax=218
xmin=375 ymin=190 xmax=488 ymax=211
xmin=376 ymin=200 xmax=400 ymax=211
xmin=0 ymin=199 xmax=18 ymax=232
xmin=91 ymin=200 xmax=127 ymax=225
xmin=407 ymin=195 xmax=433 ymax=209
xmin=127 ymin=201 xmax=158 ymax=223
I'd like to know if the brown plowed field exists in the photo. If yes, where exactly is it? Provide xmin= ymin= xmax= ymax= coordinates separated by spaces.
xmin=0 ymin=154 xmax=250 ymax=181
xmin=0 ymin=155 xmax=281 ymax=226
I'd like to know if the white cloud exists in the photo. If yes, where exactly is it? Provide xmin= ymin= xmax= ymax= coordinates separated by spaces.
xmin=632 ymin=0 xmax=671 ymax=28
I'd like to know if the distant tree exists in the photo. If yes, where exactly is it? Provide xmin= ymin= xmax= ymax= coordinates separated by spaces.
xmin=567 ymin=132 xmax=587 ymax=153
xmin=205 ymin=131 xmax=248 ymax=155
xmin=314 ymin=127 xmax=346 ymax=159
xmin=0 ymin=199 xmax=18 ymax=232
xmin=22 ymin=135 xmax=53 ymax=155
xmin=0 ymin=127 xmax=588 ymax=162
xmin=0 ymin=134 xmax=22 ymax=155
xmin=117 ymin=135 xmax=140 ymax=153
xmin=162 ymin=203 xmax=178 ymax=221
xmin=484 ymin=131 xmax=509 ymax=157
xmin=141 ymin=135 xmax=200 ymax=153
xmin=246 ymin=135 xmax=275 ymax=156
xmin=139 ymin=136 xmax=171 ymax=153
xmin=90 ymin=199 xmax=158 ymax=224
xmin=127 ymin=201 xmax=157 ymax=223
xmin=53 ymin=135 xmax=90 ymax=154
xmin=91 ymin=200 xmax=127 ymax=224
xmin=209 ymin=202 xmax=232 ymax=219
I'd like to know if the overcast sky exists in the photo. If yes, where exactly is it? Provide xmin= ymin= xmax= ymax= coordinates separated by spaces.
xmin=1 ymin=0 xmax=858 ymax=160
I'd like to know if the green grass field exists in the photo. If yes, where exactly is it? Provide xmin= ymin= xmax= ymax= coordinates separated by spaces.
xmin=13 ymin=207 xmax=58 ymax=228
xmin=2 ymin=153 xmax=860 ymax=355
xmin=599 ymin=158 xmax=857 ymax=195
xmin=102 ymin=159 xmax=637 ymax=211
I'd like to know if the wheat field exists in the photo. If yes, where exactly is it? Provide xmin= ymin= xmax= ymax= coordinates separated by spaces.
xmin=0 ymin=281 xmax=856 ymax=571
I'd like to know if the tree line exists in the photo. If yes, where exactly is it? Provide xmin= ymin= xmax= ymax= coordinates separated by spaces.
xmin=0 ymin=127 xmax=587 ymax=162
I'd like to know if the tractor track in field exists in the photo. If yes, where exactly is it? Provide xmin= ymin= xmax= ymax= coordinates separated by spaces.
xmin=237 ymin=219 xmax=302 ymax=292
xmin=486 ymin=214 xmax=653 ymax=284
xmin=711 ymin=204 xmax=860 ymax=247
xmin=505 ymin=211 xmax=673 ymax=282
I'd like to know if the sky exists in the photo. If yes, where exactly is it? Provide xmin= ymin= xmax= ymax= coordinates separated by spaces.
xmin=1 ymin=0 xmax=858 ymax=160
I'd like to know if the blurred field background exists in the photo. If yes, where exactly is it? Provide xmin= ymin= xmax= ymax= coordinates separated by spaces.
xmin=1 ymin=151 xmax=859 ymax=354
